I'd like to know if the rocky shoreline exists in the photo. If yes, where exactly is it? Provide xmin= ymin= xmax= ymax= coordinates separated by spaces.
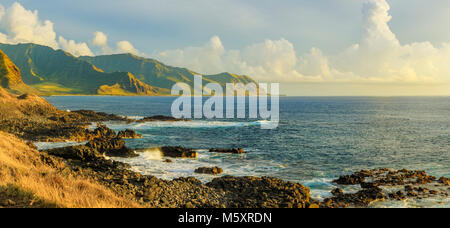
xmin=38 ymin=119 xmax=450 ymax=208
xmin=0 ymin=92 xmax=448 ymax=208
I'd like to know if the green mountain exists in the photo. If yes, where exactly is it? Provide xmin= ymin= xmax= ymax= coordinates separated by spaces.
xmin=80 ymin=54 xmax=256 ymax=90
xmin=0 ymin=43 xmax=161 ymax=96
xmin=0 ymin=43 xmax=257 ymax=96
xmin=0 ymin=48 xmax=40 ymax=95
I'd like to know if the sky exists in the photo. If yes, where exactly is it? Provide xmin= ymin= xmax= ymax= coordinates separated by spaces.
xmin=1 ymin=0 xmax=450 ymax=96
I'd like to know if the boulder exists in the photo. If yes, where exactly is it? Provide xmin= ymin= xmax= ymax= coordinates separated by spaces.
xmin=195 ymin=167 xmax=223 ymax=175
xmin=160 ymin=146 xmax=197 ymax=158
xmin=439 ymin=177 xmax=450 ymax=185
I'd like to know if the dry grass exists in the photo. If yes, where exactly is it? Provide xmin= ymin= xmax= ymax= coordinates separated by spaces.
xmin=0 ymin=131 xmax=141 ymax=208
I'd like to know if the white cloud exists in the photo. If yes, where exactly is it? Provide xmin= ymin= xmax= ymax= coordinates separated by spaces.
xmin=153 ymin=0 xmax=450 ymax=84
xmin=0 ymin=32 xmax=7 ymax=43
xmin=0 ymin=2 xmax=59 ymax=49
xmin=92 ymin=31 xmax=108 ymax=47
xmin=58 ymin=36 xmax=93 ymax=57
xmin=0 ymin=4 xmax=5 ymax=20
xmin=91 ymin=31 xmax=114 ymax=54
xmin=91 ymin=31 xmax=142 ymax=56
xmin=116 ymin=40 xmax=140 ymax=55
xmin=156 ymin=36 xmax=227 ymax=74
xmin=155 ymin=36 xmax=318 ymax=82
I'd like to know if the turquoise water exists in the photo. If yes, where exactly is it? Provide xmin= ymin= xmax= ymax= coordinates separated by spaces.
xmin=45 ymin=96 xmax=450 ymax=207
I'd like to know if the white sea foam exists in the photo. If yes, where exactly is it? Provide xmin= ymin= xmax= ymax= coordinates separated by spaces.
xmin=104 ymin=120 xmax=263 ymax=131
xmin=137 ymin=147 xmax=163 ymax=160
xmin=111 ymin=148 xmax=286 ymax=183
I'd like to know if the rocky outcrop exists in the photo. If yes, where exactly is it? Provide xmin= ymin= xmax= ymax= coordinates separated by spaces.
xmin=439 ymin=177 xmax=450 ymax=185
xmin=90 ymin=123 xmax=116 ymax=139
xmin=45 ymin=145 xmax=103 ymax=161
xmin=117 ymin=129 xmax=142 ymax=139
xmin=195 ymin=167 xmax=223 ymax=175
xmin=209 ymin=148 xmax=246 ymax=154
xmin=72 ymin=110 xmax=132 ymax=123
xmin=207 ymin=176 xmax=311 ymax=208
xmin=137 ymin=115 xmax=186 ymax=123
xmin=45 ymin=124 xmax=138 ymax=159
xmin=323 ymin=186 xmax=385 ymax=208
xmin=43 ymin=143 xmax=314 ymax=208
xmin=160 ymin=146 xmax=197 ymax=158
xmin=86 ymin=137 xmax=137 ymax=158
xmin=323 ymin=169 xmax=450 ymax=208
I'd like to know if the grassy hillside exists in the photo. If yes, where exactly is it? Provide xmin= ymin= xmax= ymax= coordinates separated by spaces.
xmin=0 ymin=86 xmax=139 ymax=208
xmin=0 ymin=44 xmax=160 ymax=96
xmin=0 ymin=43 xmax=257 ymax=96
xmin=0 ymin=131 xmax=140 ymax=208
xmin=80 ymin=54 xmax=257 ymax=90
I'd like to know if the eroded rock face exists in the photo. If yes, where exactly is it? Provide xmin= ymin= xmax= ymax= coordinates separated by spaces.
xmin=209 ymin=148 xmax=246 ymax=154
xmin=195 ymin=167 xmax=223 ymax=175
xmin=323 ymin=169 xmax=450 ymax=208
xmin=160 ymin=146 xmax=197 ymax=158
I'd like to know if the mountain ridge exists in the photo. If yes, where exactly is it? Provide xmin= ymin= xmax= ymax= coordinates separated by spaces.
xmin=0 ymin=43 xmax=161 ymax=96
xmin=0 ymin=43 xmax=257 ymax=96
xmin=80 ymin=54 xmax=256 ymax=90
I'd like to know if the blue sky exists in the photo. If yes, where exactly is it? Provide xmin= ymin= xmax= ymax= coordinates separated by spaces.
xmin=1 ymin=0 xmax=450 ymax=95
xmin=1 ymin=0 xmax=450 ymax=54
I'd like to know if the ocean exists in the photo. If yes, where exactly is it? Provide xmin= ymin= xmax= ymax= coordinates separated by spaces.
xmin=44 ymin=96 xmax=450 ymax=208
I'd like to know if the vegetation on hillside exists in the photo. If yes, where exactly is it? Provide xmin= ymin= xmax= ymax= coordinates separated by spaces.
xmin=0 ymin=43 xmax=256 ymax=96
xmin=0 ymin=49 xmax=40 ymax=95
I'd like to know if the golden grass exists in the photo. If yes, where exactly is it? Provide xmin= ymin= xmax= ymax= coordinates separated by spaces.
xmin=97 ymin=83 xmax=136 ymax=96
xmin=0 ymin=131 xmax=141 ymax=208
xmin=32 ymin=82 xmax=75 ymax=94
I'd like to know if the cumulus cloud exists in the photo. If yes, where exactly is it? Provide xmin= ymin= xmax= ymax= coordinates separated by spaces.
xmin=116 ymin=40 xmax=140 ymax=55
xmin=155 ymin=35 xmax=320 ymax=82
xmin=0 ymin=2 xmax=59 ymax=49
xmin=154 ymin=0 xmax=450 ymax=84
xmin=58 ymin=36 xmax=93 ymax=57
xmin=92 ymin=31 xmax=108 ymax=47
xmin=91 ymin=31 xmax=114 ymax=54
xmin=91 ymin=31 xmax=142 ymax=56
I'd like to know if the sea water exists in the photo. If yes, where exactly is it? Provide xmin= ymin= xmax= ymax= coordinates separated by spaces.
xmin=45 ymin=96 xmax=450 ymax=207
